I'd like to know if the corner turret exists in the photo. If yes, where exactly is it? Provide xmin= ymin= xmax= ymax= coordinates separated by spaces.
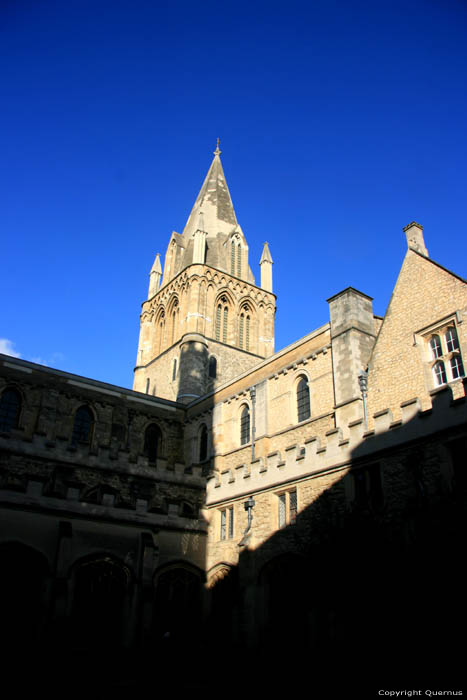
xmin=148 ymin=253 xmax=162 ymax=299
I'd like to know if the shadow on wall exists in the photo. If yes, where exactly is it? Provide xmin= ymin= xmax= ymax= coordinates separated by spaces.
xmin=0 ymin=383 xmax=465 ymax=695
xmin=205 ymin=385 xmax=467 ymax=695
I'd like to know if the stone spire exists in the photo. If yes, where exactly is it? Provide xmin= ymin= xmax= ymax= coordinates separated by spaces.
xmin=148 ymin=253 xmax=162 ymax=299
xmin=260 ymin=241 xmax=273 ymax=292
xmin=181 ymin=140 xmax=238 ymax=240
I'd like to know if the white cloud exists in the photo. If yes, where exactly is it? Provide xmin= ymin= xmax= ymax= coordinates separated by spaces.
xmin=0 ymin=338 xmax=21 ymax=358
xmin=29 ymin=351 xmax=65 ymax=368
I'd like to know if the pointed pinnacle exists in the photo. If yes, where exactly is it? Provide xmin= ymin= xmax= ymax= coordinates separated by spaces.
xmin=214 ymin=137 xmax=221 ymax=156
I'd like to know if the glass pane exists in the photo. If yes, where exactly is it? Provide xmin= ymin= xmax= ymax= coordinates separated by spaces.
xmin=199 ymin=425 xmax=208 ymax=461
xmin=446 ymin=327 xmax=459 ymax=353
xmin=228 ymin=506 xmax=234 ymax=538
xmin=72 ymin=406 xmax=94 ymax=444
xmin=289 ymin=491 xmax=297 ymax=524
xmin=223 ymin=307 xmax=228 ymax=343
xmin=216 ymin=305 xmax=221 ymax=341
xmin=240 ymin=407 xmax=250 ymax=445
xmin=209 ymin=356 xmax=217 ymax=378
xmin=0 ymin=389 xmax=21 ymax=432
xmin=433 ymin=361 xmax=447 ymax=386
xmin=220 ymin=510 xmax=226 ymax=540
xmin=450 ymin=355 xmax=465 ymax=380
xmin=278 ymin=494 xmax=286 ymax=528
xmin=297 ymin=378 xmax=310 ymax=422
xmin=430 ymin=335 xmax=442 ymax=359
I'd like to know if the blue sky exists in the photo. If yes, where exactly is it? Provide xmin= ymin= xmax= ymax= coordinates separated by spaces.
xmin=2 ymin=0 xmax=466 ymax=389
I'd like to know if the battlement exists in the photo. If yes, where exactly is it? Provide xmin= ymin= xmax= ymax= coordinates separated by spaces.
xmin=206 ymin=380 xmax=467 ymax=505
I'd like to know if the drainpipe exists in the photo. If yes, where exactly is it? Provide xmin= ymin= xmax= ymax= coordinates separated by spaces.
xmin=249 ymin=385 xmax=256 ymax=462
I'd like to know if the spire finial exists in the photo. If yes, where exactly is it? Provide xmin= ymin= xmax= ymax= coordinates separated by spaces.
xmin=214 ymin=137 xmax=221 ymax=156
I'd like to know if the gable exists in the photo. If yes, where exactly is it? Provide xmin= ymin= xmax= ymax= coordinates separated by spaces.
xmin=367 ymin=250 xmax=467 ymax=420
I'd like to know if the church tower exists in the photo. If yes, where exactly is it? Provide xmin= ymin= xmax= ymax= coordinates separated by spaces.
xmin=133 ymin=144 xmax=276 ymax=403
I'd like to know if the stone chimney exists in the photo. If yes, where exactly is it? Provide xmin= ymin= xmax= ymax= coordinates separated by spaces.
xmin=327 ymin=287 xmax=377 ymax=428
xmin=403 ymin=221 xmax=428 ymax=257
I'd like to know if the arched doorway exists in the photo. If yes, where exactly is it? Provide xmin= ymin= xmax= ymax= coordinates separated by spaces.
xmin=0 ymin=542 xmax=49 ymax=650
xmin=258 ymin=554 xmax=311 ymax=657
xmin=71 ymin=556 xmax=131 ymax=650
xmin=152 ymin=565 xmax=203 ymax=649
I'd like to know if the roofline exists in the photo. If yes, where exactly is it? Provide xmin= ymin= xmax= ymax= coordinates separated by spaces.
xmin=0 ymin=353 xmax=185 ymax=410
xmin=411 ymin=249 xmax=467 ymax=284
xmin=186 ymin=322 xmax=331 ymax=408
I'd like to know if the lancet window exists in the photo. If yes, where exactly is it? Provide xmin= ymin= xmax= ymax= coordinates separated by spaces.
xmin=199 ymin=424 xmax=208 ymax=462
xmin=144 ymin=423 xmax=162 ymax=463
xmin=239 ymin=305 xmax=251 ymax=351
xmin=230 ymin=237 xmax=242 ymax=278
xmin=171 ymin=300 xmax=179 ymax=345
xmin=157 ymin=311 xmax=166 ymax=354
xmin=72 ymin=405 xmax=94 ymax=445
xmin=0 ymin=388 xmax=21 ymax=433
xmin=296 ymin=376 xmax=311 ymax=422
xmin=216 ymin=296 xmax=229 ymax=344
xmin=240 ymin=404 xmax=250 ymax=445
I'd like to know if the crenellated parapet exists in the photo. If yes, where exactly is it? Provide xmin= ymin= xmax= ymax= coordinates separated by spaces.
xmin=206 ymin=379 xmax=467 ymax=505
xmin=0 ymin=354 xmax=206 ymax=532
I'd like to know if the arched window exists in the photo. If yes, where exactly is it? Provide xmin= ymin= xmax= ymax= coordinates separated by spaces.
xmin=239 ymin=305 xmax=251 ymax=350
xmin=231 ymin=240 xmax=235 ymax=275
xmin=223 ymin=307 xmax=228 ymax=343
xmin=171 ymin=300 xmax=179 ymax=345
xmin=172 ymin=358 xmax=177 ymax=381
xmin=430 ymin=335 xmax=442 ymax=359
xmin=72 ymin=405 xmax=94 ymax=445
xmin=145 ymin=378 xmax=150 ymax=394
xmin=199 ymin=424 xmax=208 ymax=462
xmin=208 ymin=356 xmax=217 ymax=378
xmin=240 ymin=405 xmax=250 ymax=445
xmin=216 ymin=296 xmax=229 ymax=343
xmin=0 ymin=388 xmax=21 ymax=432
xmin=433 ymin=360 xmax=447 ymax=386
xmin=157 ymin=312 xmax=166 ymax=354
xmin=297 ymin=377 xmax=310 ymax=422
xmin=144 ymin=423 xmax=162 ymax=463
xmin=231 ymin=238 xmax=242 ymax=277
xmin=216 ymin=304 xmax=221 ymax=340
